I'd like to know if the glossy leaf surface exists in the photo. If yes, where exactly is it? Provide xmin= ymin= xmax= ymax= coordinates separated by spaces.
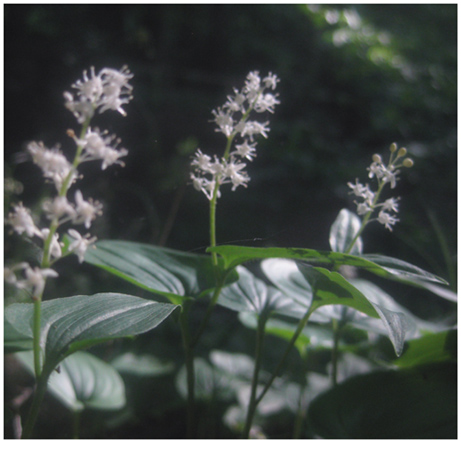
xmin=209 ymin=245 xmax=448 ymax=288
xmin=329 ymin=208 xmax=362 ymax=255
xmin=84 ymin=240 xmax=235 ymax=304
xmin=218 ymin=265 xmax=305 ymax=320
xmin=17 ymin=351 xmax=126 ymax=412
xmin=262 ymin=259 xmax=409 ymax=355
xmin=4 ymin=293 xmax=179 ymax=373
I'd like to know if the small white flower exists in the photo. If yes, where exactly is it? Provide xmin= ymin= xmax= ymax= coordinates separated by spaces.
xmin=27 ymin=141 xmax=75 ymax=190
xmin=244 ymin=71 xmax=261 ymax=97
xmin=233 ymin=140 xmax=257 ymax=161
xmin=254 ymin=93 xmax=280 ymax=113
xmin=356 ymin=202 xmax=373 ymax=215
xmin=378 ymin=210 xmax=399 ymax=231
xmin=263 ymin=72 xmax=280 ymax=90
xmin=381 ymin=197 xmax=399 ymax=213
xmin=191 ymin=149 xmax=213 ymax=172
xmin=237 ymin=120 xmax=270 ymax=141
xmin=212 ymin=108 xmax=234 ymax=137
xmin=42 ymin=196 xmax=76 ymax=222
xmin=68 ymin=229 xmax=97 ymax=263
xmin=7 ymin=203 xmax=41 ymax=237
xmin=16 ymin=264 xmax=59 ymax=299
xmin=74 ymin=190 xmax=103 ymax=229
xmin=65 ymin=66 xmax=133 ymax=121
xmin=224 ymin=158 xmax=250 ymax=190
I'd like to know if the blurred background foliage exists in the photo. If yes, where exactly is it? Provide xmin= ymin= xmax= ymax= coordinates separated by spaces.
xmin=4 ymin=3 xmax=457 ymax=438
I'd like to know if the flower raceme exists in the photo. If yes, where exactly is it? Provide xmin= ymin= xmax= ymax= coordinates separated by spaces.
xmin=190 ymin=71 xmax=280 ymax=201
xmin=5 ymin=66 xmax=133 ymax=300
xmin=348 ymin=143 xmax=414 ymax=231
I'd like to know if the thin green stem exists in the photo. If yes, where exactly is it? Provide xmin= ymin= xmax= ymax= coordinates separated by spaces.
xmin=254 ymin=305 xmax=315 ymax=408
xmin=331 ymin=318 xmax=340 ymax=386
xmin=21 ymin=367 xmax=52 ymax=439
xmin=191 ymin=280 xmax=225 ymax=349
xmin=179 ymin=302 xmax=196 ymax=438
xmin=32 ymin=297 xmax=43 ymax=378
xmin=242 ymin=315 xmax=267 ymax=439
xmin=72 ymin=410 xmax=81 ymax=439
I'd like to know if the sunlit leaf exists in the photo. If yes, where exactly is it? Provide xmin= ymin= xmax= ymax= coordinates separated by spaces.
xmin=4 ymin=293 xmax=179 ymax=374
xmin=393 ymin=329 xmax=457 ymax=368
xmin=209 ymin=245 xmax=448 ymax=289
xmin=111 ymin=353 xmax=175 ymax=377
xmin=16 ymin=351 xmax=125 ymax=412
xmin=329 ymin=208 xmax=362 ymax=255
xmin=84 ymin=240 xmax=237 ymax=305
xmin=218 ymin=265 xmax=304 ymax=320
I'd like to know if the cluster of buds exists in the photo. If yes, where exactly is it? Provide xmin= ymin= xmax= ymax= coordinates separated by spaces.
xmin=190 ymin=71 xmax=280 ymax=201
xmin=348 ymin=143 xmax=414 ymax=231
xmin=5 ymin=66 xmax=133 ymax=300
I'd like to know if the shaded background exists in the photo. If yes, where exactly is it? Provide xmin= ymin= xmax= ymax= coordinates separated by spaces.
xmin=4 ymin=4 xmax=457 ymax=438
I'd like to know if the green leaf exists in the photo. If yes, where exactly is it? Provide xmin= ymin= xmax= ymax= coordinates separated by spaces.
xmin=84 ymin=240 xmax=235 ymax=304
xmin=262 ymin=259 xmax=410 ymax=355
xmin=111 ymin=353 xmax=175 ymax=377
xmin=16 ymin=351 xmax=126 ymax=412
xmin=4 ymin=317 xmax=33 ymax=353
xmin=4 ymin=293 xmax=179 ymax=373
xmin=218 ymin=265 xmax=303 ymax=320
xmin=307 ymin=362 xmax=457 ymax=438
xmin=329 ymin=208 xmax=362 ymax=255
xmin=209 ymin=245 xmax=448 ymax=288
xmin=394 ymin=329 xmax=457 ymax=368
xmin=298 ymin=264 xmax=409 ymax=356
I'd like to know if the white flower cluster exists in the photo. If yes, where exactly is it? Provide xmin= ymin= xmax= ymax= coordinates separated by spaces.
xmin=5 ymin=66 xmax=133 ymax=299
xmin=190 ymin=71 xmax=280 ymax=200
xmin=64 ymin=66 xmax=133 ymax=123
xmin=348 ymin=143 xmax=414 ymax=231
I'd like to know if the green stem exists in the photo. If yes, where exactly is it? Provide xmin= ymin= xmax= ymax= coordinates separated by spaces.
xmin=72 ymin=410 xmax=81 ymax=439
xmin=21 ymin=367 xmax=52 ymax=439
xmin=331 ymin=319 xmax=340 ymax=386
xmin=32 ymin=297 xmax=43 ymax=378
xmin=191 ymin=280 xmax=225 ymax=348
xmin=179 ymin=302 xmax=196 ymax=438
xmin=242 ymin=315 xmax=267 ymax=438
xmin=254 ymin=305 xmax=315 ymax=409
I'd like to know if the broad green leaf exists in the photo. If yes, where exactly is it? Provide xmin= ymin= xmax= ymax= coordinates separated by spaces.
xmin=218 ymin=265 xmax=304 ymax=320
xmin=4 ymin=318 xmax=33 ymax=353
xmin=393 ymin=329 xmax=457 ymax=368
xmin=4 ymin=293 xmax=179 ymax=373
xmin=84 ymin=240 xmax=236 ymax=305
xmin=329 ymin=208 xmax=362 ymax=255
xmin=111 ymin=353 xmax=175 ymax=377
xmin=262 ymin=258 xmax=410 ymax=355
xmin=209 ymin=245 xmax=448 ymax=289
xmin=307 ymin=362 xmax=457 ymax=438
xmin=298 ymin=264 xmax=409 ymax=356
xmin=16 ymin=351 xmax=125 ymax=412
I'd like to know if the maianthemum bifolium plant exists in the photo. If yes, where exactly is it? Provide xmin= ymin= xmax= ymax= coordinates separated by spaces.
xmin=4 ymin=67 xmax=457 ymax=439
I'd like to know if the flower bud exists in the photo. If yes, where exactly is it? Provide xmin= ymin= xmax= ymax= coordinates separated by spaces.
xmin=403 ymin=158 xmax=414 ymax=168
xmin=372 ymin=153 xmax=382 ymax=163
xmin=389 ymin=142 xmax=398 ymax=153
xmin=397 ymin=147 xmax=407 ymax=158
